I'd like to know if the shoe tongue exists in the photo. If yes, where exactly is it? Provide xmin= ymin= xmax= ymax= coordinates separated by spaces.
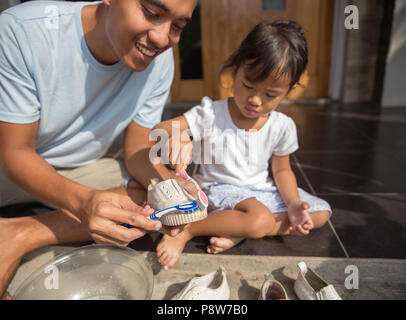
xmin=181 ymin=186 xmax=197 ymax=202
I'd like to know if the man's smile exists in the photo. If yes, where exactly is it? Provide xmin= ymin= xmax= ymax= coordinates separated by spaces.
xmin=135 ymin=42 xmax=158 ymax=58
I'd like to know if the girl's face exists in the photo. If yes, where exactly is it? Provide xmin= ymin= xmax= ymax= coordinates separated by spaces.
xmin=103 ymin=0 xmax=196 ymax=71
xmin=232 ymin=65 xmax=292 ymax=119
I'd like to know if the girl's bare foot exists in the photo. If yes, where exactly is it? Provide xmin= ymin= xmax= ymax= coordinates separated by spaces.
xmin=287 ymin=202 xmax=314 ymax=236
xmin=1 ymin=291 xmax=14 ymax=300
xmin=156 ymin=227 xmax=192 ymax=270
xmin=206 ymin=237 xmax=244 ymax=254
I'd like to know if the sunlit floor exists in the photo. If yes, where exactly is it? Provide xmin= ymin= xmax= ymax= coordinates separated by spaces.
xmin=1 ymin=102 xmax=405 ymax=259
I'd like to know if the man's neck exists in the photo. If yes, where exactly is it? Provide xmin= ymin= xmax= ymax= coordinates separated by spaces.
xmin=81 ymin=3 xmax=119 ymax=65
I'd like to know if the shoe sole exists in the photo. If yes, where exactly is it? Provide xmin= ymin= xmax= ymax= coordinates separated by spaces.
xmin=160 ymin=208 xmax=208 ymax=226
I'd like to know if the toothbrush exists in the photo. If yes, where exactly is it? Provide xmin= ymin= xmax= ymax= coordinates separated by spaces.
xmin=180 ymin=169 xmax=208 ymax=209
xmin=121 ymin=201 xmax=199 ymax=229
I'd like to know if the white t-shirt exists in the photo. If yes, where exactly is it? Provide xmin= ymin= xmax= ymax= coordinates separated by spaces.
xmin=184 ymin=97 xmax=299 ymax=188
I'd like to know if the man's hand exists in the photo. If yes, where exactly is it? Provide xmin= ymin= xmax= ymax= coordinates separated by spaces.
xmin=77 ymin=190 xmax=162 ymax=246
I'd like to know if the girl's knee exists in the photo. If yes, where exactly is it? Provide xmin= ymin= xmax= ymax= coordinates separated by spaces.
xmin=312 ymin=210 xmax=330 ymax=228
xmin=244 ymin=208 xmax=275 ymax=239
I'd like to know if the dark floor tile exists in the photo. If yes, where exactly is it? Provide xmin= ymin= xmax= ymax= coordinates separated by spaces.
xmin=162 ymin=106 xmax=193 ymax=121
xmin=279 ymin=106 xmax=379 ymax=152
xmin=296 ymin=118 xmax=377 ymax=152
xmin=130 ymin=220 xmax=346 ymax=258
xmin=348 ymin=120 xmax=406 ymax=164
xmin=278 ymin=104 xmax=333 ymax=117
xmin=0 ymin=202 xmax=50 ymax=218
xmin=326 ymin=194 xmax=406 ymax=259
xmin=188 ymin=226 xmax=345 ymax=258
xmin=295 ymin=150 xmax=406 ymax=194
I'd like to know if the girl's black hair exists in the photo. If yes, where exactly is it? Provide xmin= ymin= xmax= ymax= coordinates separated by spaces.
xmin=221 ymin=20 xmax=308 ymax=91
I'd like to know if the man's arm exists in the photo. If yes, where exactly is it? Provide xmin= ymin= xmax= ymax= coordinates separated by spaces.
xmin=0 ymin=121 xmax=161 ymax=244
xmin=0 ymin=121 xmax=91 ymax=213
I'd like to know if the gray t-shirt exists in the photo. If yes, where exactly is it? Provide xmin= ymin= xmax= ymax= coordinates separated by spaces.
xmin=0 ymin=1 xmax=174 ymax=167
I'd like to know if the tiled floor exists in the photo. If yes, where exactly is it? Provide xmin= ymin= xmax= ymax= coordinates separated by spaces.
xmin=1 ymin=102 xmax=405 ymax=261
xmin=159 ymin=102 xmax=406 ymax=260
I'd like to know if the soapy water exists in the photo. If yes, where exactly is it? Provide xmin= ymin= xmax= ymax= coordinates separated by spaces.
xmin=85 ymin=296 xmax=122 ymax=300
xmin=13 ymin=245 xmax=153 ymax=300
xmin=68 ymin=272 xmax=149 ymax=300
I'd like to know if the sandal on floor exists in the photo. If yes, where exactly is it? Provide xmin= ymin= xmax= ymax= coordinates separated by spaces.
xmin=258 ymin=274 xmax=289 ymax=300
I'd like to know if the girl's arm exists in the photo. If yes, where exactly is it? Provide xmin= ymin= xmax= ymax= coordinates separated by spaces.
xmin=152 ymin=115 xmax=192 ymax=173
xmin=153 ymin=115 xmax=191 ymax=134
xmin=271 ymin=154 xmax=313 ymax=235
xmin=271 ymin=154 xmax=301 ymax=206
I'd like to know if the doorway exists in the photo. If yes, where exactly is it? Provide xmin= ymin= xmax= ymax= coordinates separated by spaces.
xmin=171 ymin=0 xmax=334 ymax=102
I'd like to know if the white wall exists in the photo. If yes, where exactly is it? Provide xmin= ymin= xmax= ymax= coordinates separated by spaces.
xmin=329 ymin=0 xmax=349 ymax=101
xmin=382 ymin=0 xmax=406 ymax=107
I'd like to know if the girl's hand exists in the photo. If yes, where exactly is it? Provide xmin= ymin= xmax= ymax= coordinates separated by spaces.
xmin=287 ymin=202 xmax=314 ymax=236
xmin=165 ymin=131 xmax=193 ymax=175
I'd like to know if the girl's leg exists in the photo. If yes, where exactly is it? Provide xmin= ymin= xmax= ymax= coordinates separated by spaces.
xmin=268 ymin=210 xmax=331 ymax=236
xmin=207 ymin=210 xmax=331 ymax=254
xmin=156 ymin=198 xmax=275 ymax=269
xmin=0 ymin=182 xmax=147 ymax=299
xmin=206 ymin=237 xmax=244 ymax=254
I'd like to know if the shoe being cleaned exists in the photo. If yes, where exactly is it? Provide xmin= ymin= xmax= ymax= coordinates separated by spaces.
xmin=147 ymin=178 xmax=208 ymax=226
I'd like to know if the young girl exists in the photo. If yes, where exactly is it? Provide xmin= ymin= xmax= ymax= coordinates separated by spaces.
xmin=154 ymin=20 xmax=332 ymax=270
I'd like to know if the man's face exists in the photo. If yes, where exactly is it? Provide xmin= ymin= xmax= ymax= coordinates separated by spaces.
xmin=103 ymin=0 xmax=197 ymax=71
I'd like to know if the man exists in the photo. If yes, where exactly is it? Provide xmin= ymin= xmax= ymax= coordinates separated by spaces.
xmin=0 ymin=0 xmax=198 ymax=298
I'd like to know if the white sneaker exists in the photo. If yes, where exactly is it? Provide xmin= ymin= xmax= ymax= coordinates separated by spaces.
xmin=294 ymin=261 xmax=342 ymax=300
xmin=171 ymin=266 xmax=230 ymax=300
xmin=147 ymin=178 xmax=207 ymax=226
